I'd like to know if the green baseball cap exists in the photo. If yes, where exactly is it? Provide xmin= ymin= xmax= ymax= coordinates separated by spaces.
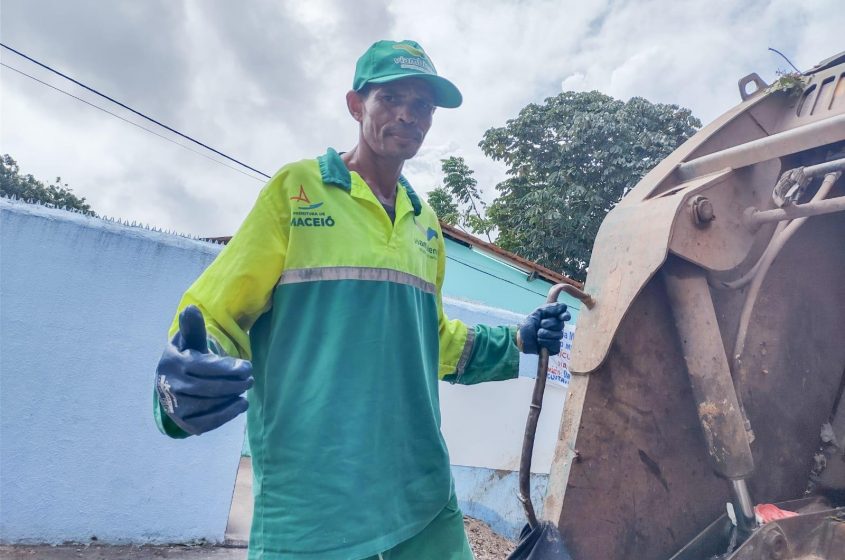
xmin=353 ymin=40 xmax=463 ymax=108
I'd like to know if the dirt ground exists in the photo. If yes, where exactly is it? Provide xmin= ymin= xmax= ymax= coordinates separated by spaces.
xmin=0 ymin=544 xmax=247 ymax=559
xmin=465 ymin=516 xmax=516 ymax=559
xmin=0 ymin=516 xmax=515 ymax=560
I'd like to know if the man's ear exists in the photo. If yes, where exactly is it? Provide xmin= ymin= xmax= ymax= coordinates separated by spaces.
xmin=346 ymin=90 xmax=364 ymax=123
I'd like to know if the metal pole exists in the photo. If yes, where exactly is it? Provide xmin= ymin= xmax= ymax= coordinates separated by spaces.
xmin=518 ymin=283 xmax=593 ymax=528
xmin=803 ymin=156 xmax=845 ymax=178
xmin=676 ymin=114 xmax=845 ymax=181
xmin=662 ymin=258 xmax=756 ymax=530
xmin=732 ymin=479 xmax=755 ymax=522
xmin=745 ymin=194 xmax=845 ymax=228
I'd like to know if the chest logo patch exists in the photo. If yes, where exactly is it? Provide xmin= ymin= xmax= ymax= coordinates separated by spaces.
xmin=290 ymin=185 xmax=334 ymax=227
xmin=291 ymin=185 xmax=324 ymax=210
xmin=413 ymin=218 xmax=439 ymax=259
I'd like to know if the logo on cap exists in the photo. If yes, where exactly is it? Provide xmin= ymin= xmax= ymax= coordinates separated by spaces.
xmin=392 ymin=43 xmax=426 ymax=57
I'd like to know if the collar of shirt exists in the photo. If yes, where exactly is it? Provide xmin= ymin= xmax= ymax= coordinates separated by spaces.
xmin=317 ymin=147 xmax=423 ymax=217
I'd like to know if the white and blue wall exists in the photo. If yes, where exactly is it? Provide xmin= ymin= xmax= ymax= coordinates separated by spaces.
xmin=0 ymin=198 xmax=580 ymax=544
xmin=438 ymin=237 xmax=581 ymax=539
xmin=0 ymin=199 xmax=242 ymax=544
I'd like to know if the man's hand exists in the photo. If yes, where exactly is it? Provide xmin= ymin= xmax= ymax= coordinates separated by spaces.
xmin=517 ymin=302 xmax=571 ymax=355
xmin=155 ymin=305 xmax=254 ymax=436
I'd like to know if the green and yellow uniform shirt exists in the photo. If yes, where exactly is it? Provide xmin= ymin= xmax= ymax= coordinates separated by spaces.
xmin=155 ymin=148 xmax=519 ymax=559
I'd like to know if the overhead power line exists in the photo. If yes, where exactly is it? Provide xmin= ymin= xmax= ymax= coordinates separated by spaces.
xmin=1 ymin=42 xmax=271 ymax=179
xmin=1 ymin=63 xmax=265 ymax=183
xmin=1 ymin=44 xmax=549 ymax=293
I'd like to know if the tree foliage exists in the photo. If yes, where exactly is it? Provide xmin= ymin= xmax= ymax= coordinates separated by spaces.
xmin=426 ymin=185 xmax=460 ymax=226
xmin=431 ymin=156 xmax=494 ymax=241
xmin=1 ymin=154 xmax=94 ymax=215
xmin=481 ymin=91 xmax=700 ymax=280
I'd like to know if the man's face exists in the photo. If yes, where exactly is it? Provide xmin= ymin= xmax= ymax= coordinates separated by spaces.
xmin=352 ymin=78 xmax=436 ymax=161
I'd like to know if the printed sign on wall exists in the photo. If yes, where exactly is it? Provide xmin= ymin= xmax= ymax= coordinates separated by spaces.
xmin=547 ymin=323 xmax=576 ymax=388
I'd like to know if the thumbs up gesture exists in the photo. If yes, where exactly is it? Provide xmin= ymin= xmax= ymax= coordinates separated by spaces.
xmin=155 ymin=305 xmax=254 ymax=436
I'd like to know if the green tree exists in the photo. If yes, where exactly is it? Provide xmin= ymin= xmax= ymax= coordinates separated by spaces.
xmin=437 ymin=156 xmax=493 ymax=241
xmin=481 ymin=91 xmax=700 ymax=281
xmin=426 ymin=185 xmax=460 ymax=226
xmin=1 ymin=154 xmax=94 ymax=215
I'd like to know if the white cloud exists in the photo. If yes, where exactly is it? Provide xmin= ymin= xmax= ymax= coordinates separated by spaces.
xmin=561 ymin=72 xmax=588 ymax=92
xmin=1 ymin=0 xmax=842 ymax=236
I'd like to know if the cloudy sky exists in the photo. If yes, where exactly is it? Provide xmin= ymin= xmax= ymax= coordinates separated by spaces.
xmin=1 ymin=0 xmax=842 ymax=236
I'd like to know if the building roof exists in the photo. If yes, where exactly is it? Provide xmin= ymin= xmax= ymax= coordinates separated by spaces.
xmin=438 ymin=223 xmax=582 ymax=288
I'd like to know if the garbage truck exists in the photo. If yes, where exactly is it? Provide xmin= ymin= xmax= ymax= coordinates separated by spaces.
xmin=541 ymin=51 xmax=845 ymax=559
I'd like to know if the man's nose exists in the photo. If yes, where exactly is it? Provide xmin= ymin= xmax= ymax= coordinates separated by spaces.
xmin=396 ymin=102 xmax=417 ymax=124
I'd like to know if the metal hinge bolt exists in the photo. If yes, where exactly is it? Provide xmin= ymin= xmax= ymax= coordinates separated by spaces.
xmin=691 ymin=196 xmax=716 ymax=227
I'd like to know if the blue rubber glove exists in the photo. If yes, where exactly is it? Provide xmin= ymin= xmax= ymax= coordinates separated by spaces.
xmin=155 ymin=305 xmax=253 ymax=436
xmin=518 ymin=302 xmax=571 ymax=355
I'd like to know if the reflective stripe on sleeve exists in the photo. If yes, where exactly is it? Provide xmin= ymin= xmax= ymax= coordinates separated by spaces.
xmin=454 ymin=327 xmax=476 ymax=382
xmin=278 ymin=266 xmax=436 ymax=295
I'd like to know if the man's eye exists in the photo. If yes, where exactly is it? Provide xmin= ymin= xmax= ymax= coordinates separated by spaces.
xmin=414 ymin=100 xmax=435 ymax=114
xmin=381 ymin=94 xmax=398 ymax=104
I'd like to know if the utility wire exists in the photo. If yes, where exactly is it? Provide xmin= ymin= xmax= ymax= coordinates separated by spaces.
xmin=1 ymin=45 xmax=555 ymax=294
xmin=1 ymin=63 xmax=265 ymax=183
xmin=1 ymin=42 xmax=271 ymax=179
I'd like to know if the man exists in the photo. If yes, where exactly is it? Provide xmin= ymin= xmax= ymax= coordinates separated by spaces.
xmin=154 ymin=39 xmax=569 ymax=560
